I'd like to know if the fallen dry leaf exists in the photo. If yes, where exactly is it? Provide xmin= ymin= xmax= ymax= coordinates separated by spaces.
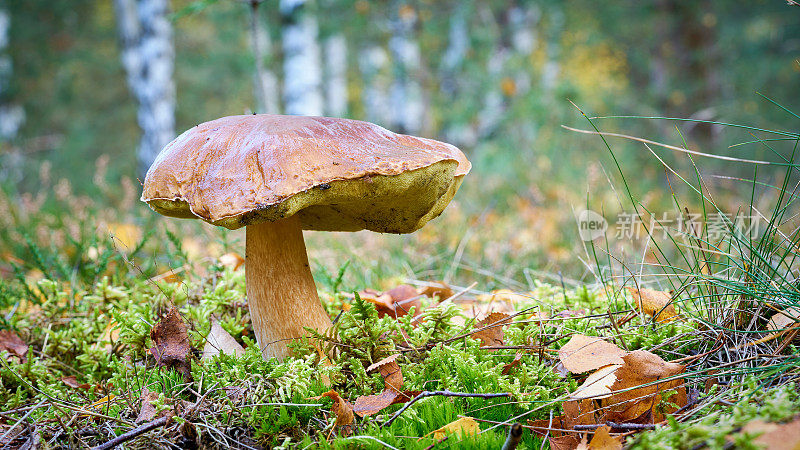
xmin=529 ymin=415 xmax=582 ymax=450
xmin=767 ymin=306 xmax=800 ymax=331
xmin=353 ymin=390 xmax=400 ymax=417
xmin=310 ymin=390 xmax=354 ymax=436
xmin=558 ymin=334 xmax=626 ymax=374
xmin=418 ymin=282 xmax=455 ymax=301
xmin=748 ymin=416 xmax=800 ymax=450
xmin=502 ymin=352 xmax=523 ymax=375
xmin=601 ymin=350 xmax=687 ymax=423
xmin=471 ymin=312 xmax=512 ymax=347
xmin=358 ymin=285 xmax=422 ymax=318
xmin=149 ymin=308 xmax=192 ymax=380
xmin=136 ymin=389 xmax=165 ymax=423
xmin=0 ymin=330 xmax=28 ymax=363
xmin=367 ymin=354 xmax=403 ymax=393
xmin=570 ymin=364 xmax=621 ymax=400
xmin=626 ymin=287 xmax=679 ymax=323
xmin=149 ymin=267 xmax=184 ymax=284
xmin=564 ymin=398 xmax=601 ymax=429
xmin=550 ymin=434 xmax=583 ymax=450
xmin=61 ymin=376 xmax=90 ymax=390
xmin=588 ymin=425 xmax=622 ymax=450
xmin=431 ymin=416 xmax=480 ymax=440
xmin=352 ymin=355 xmax=413 ymax=417
xmin=202 ymin=320 xmax=245 ymax=361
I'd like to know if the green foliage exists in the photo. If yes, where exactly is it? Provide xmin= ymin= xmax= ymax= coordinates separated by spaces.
xmin=630 ymin=381 xmax=800 ymax=450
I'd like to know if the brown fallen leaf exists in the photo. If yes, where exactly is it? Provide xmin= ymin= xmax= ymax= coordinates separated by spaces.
xmin=575 ymin=434 xmax=591 ymax=450
xmin=626 ymin=287 xmax=679 ymax=323
xmin=558 ymin=334 xmax=626 ymax=374
xmin=367 ymin=354 xmax=403 ymax=393
xmin=202 ymin=320 xmax=245 ymax=361
xmin=0 ymin=330 xmax=27 ymax=363
xmin=748 ymin=416 xmax=800 ymax=450
xmin=418 ymin=282 xmax=455 ymax=301
xmin=137 ymin=389 xmax=168 ymax=423
xmin=431 ymin=416 xmax=480 ymax=440
xmin=601 ymin=350 xmax=687 ymax=423
xmin=61 ymin=376 xmax=90 ymax=390
xmin=358 ymin=285 xmax=422 ymax=318
xmin=529 ymin=415 xmax=583 ymax=450
xmin=353 ymin=390 xmax=421 ymax=418
xmin=502 ymin=352 xmax=523 ymax=375
xmin=149 ymin=307 xmax=192 ymax=381
xmin=353 ymin=391 xmax=400 ymax=418
xmin=471 ymin=312 xmax=512 ymax=347
xmin=352 ymin=355 xmax=411 ymax=417
xmin=767 ymin=306 xmax=800 ymax=331
xmin=588 ymin=425 xmax=622 ymax=450
xmin=310 ymin=390 xmax=354 ymax=436
xmin=564 ymin=398 xmax=601 ymax=429
xmin=550 ymin=434 xmax=582 ymax=450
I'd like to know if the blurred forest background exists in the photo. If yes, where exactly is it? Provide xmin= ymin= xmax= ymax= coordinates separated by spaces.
xmin=1 ymin=0 xmax=799 ymax=285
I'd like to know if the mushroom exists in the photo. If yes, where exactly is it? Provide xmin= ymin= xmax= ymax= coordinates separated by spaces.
xmin=141 ymin=115 xmax=471 ymax=360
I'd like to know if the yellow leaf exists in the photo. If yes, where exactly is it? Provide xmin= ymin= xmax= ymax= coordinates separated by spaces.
xmin=88 ymin=394 xmax=116 ymax=410
xmin=107 ymin=223 xmax=141 ymax=251
xmin=626 ymin=287 xmax=679 ymax=323
xmin=432 ymin=417 xmax=480 ymax=440
xmin=558 ymin=334 xmax=626 ymax=374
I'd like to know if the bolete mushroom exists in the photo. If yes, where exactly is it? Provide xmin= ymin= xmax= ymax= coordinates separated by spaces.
xmin=141 ymin=115 xmax=471 ymax=360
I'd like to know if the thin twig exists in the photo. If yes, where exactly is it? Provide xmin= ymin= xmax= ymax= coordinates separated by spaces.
xmin=92 ymin=416 xmax=170 ymax=450
xmin=572 ymin=422 xmax=656 ymax=431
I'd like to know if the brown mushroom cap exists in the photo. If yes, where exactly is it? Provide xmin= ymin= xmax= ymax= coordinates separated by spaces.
xmin=141 ymin=115 xmax=471 ymax=233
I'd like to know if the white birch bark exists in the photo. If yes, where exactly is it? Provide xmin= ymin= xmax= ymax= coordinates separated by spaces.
xmin=358 ymin=45 xmax=391 ymax=126
xmin=250 ymin=0 xmax=280 ymax=113
xmin=323 ymin=34 xmax=347 ymax=117
xmin=113 ymin=0 xmax=175 ymax=177
xmin=0 ymin=9 xmax=23 ymax=141
xmin=388 ymin=1 xmax=423 ymax=134
xmin=280 ymin=0 xmax=323 ymax=116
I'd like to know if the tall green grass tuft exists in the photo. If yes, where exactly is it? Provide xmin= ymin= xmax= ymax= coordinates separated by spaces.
xmin=576 ymin=95 xmax=800 ymax=438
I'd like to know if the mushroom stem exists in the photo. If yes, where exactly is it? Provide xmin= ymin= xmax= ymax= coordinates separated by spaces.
xmin=246 ymin=215 xmax=332 ymax=360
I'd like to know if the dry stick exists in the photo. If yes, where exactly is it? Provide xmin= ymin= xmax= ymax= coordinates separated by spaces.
xmin=381 ymin=390 xmax=511 ymax=428
xmin=92 ymin=416 xmax=170 ymax=450
xmin=501 ymin=423 xmax=523 ymax=450
xmin=0 ymin=398 xmax=47 ymax=445
xmin=572 ymin=422 xmax=656 ymax=431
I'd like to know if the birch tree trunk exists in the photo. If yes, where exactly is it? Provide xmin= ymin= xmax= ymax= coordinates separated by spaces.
xmin=280 ymin=0 xmax=324 ymax=116
xmin=0 ymin=8 xmax=23 ymax=141
xmin=388 ymin=1 xmax=423 ymax=134
xmin=113 ymin=0 xmax=175 ymax=177
xmin=323 ymin=34 xmax=347 ymax=117
xmin=249 ymin=0 xmax=280 ymax=113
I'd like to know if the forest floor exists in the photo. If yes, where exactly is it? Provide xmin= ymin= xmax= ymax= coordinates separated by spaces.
xmin=0 ymin=170 xmax=799 ymax=449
